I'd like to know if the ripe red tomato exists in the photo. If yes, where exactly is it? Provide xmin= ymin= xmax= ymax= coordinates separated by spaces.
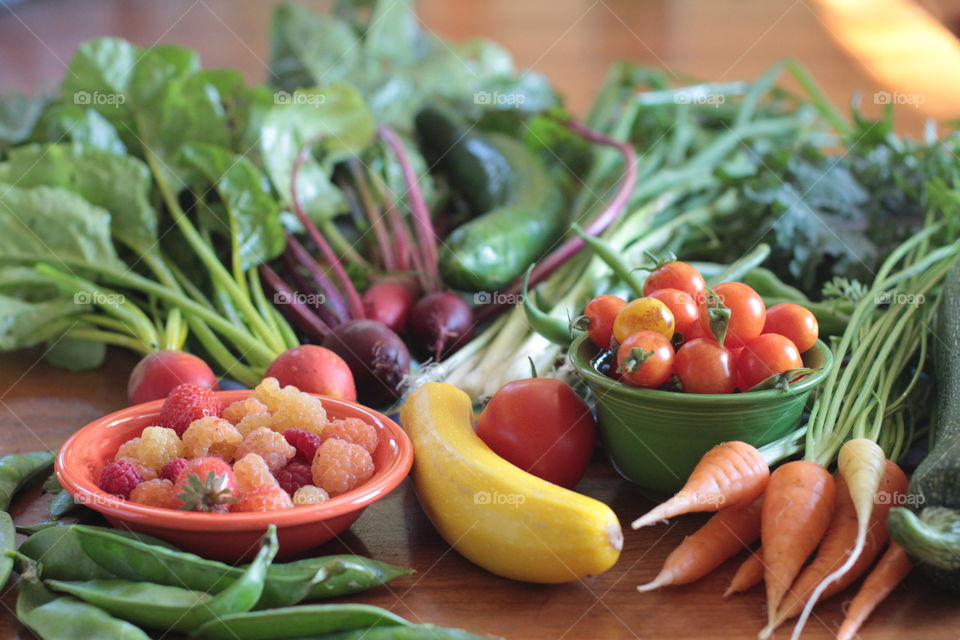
xmin=647 ymin=288 xmax=699 ymax=336
xmin=675 ymin=338 xmax=737 ymax=394
xmin=613 ymin=297 xmax=675 ymax=344
xmin=699 ymin=282 xmax=766 ymax=349
xmin=763 ymin=303 xmax=819 ymax=353
xmin=582 ymin=295 xmax=627 ymax=348
xmin=476 ymin=378 xmax=597 ymax=488
xmin=642 ymin=261 xmax=707 ymax=300
xmin=616 ymin=330 xmax=674 ymax=388
xmin=737 ymin=334 xmax=803 ymax=389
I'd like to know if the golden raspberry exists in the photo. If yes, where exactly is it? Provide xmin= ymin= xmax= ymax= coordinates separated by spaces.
xmin=311 ymin=438 xmax=374 ymax=496
xmin=114 ymin=438 xmax=141 ymax=462
xmin=292 ymin=485 xmax=329 ymax=506
xmin=232 ymin=453 xmax=278 ymax=493
xmin=235 ymin=428 xmax=296 ymax=473
xmin=130 ymin=479 xmax=180 ymax=509
xmin=250 ymin=377 xmax=328 ymax=435
xmin=321 ymin=418 xmax=379 ymax=454
xmin=223 ymin=397 xmax=268 ymax=424
xmin=235 ymin=412 xmax=275 ymax=439
xmin=182 ymin=417 xmax=243 ymax=462
xmin=137 ymin=426 xmax=183 ymax=471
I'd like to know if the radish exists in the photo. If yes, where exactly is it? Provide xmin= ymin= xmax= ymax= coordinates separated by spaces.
xmin=265 ymin=345 xmax=356 ymax=401
xmin=322 ymin=319 xmax=411 ymax=406
xmin=362 ymin=281 xmax=415 ymax=334
xmin=127 ymin=350 xmax=218 ymax=405
xmin=407 ymin=292 xmax=474 ymax=362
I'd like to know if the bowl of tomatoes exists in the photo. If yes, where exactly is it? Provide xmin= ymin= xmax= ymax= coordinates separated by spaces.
xmin=568 ymin=260 xmax=833 ymax=495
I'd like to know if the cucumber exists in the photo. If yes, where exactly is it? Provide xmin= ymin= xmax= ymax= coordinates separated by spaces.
xmin=416 ymin=105 xmax=566 ymax=292
xmin=889 ymin=262 xmax=960 ymax=592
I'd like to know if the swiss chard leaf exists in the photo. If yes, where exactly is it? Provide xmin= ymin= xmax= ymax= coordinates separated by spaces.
xmin=0 ymin=293 xmax=82 ymax=351
xmin=31 ymin=105 xmax=126 ymax=154
xmin=60 ymin=38 xmax=139 ymax=136
xmin=0 ymin=93 xmax=48 ymax=147
xmin=269 ymin=3 xmax=359 ymax=92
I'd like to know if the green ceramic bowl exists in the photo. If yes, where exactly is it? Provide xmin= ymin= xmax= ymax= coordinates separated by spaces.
xmin=569 ymin=334 xmax=833 ymax=496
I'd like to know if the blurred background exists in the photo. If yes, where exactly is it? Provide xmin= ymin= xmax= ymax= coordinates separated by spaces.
xmin=3 ymin=0 xmax=960 ymax=135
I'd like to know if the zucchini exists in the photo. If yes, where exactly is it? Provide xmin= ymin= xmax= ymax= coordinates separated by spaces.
xmin=889 ymin=262 xmax=960 ymax=592
xmin=416 ymin=105 xmax=566 ymax=292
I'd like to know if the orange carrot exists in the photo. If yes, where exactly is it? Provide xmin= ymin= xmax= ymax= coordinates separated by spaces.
xmin=724 ymin=547 xmax=764 ymax=597
xmin=637 ymin=497 xmax=763 ymax=592
xmin=632 ymin=441 xmax=769 ymax=529
xmin=836 ymin=542 xmax=912 ymax=640
xmin=762 ymin=460 xmax=908 ymax=636
xmin=759 ymin=460 xmax=835 ymax=631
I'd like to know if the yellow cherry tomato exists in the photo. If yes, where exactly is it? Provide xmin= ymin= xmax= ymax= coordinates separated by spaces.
xmin=612 ymin=297 xmax=675 ymax=344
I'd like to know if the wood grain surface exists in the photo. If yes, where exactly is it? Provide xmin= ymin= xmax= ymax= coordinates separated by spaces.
xmin=1 ymin=1 xmax=959 ymax=638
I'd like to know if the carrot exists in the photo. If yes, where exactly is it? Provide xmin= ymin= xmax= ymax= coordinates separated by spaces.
xmin=631 ymin=441 xmax=769 ymax=529
xmin=787 ymin=439 xmax=887 ymax=640
xmin=759 ymin=460 xmax=835 ymax=632
xmin=723 ymin=547 xmax=764 ymax=597
xmin=836 ymin=542 xmax=912 ymax=640
xmin=637 ymin=497 xmax=763 ymax=592
xmin=761 ymin=460 xmax=908 ymax=637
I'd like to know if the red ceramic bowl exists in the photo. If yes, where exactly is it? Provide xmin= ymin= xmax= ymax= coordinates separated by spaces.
xmin=56 ymin=390 xmax=413 ymax=562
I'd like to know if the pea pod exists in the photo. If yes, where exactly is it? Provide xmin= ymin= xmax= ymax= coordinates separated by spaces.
xmin=0 ymin=451 xmax=55 ymax=510
xmin=572 ymin=224 xmax=645 ymax=296
xmin=75 ymin=525 xmax=411 ymax=607
xmin=0 ymin=512 xmax=14 ymax=591
xmin=47 ymin=525 xmax=279 ymax=633
xmin=48 ymin=489 xmax=81 ymax=519
xmin=521 ymin=265 xmax=575 ymax=347
xmin=318 ymin=625 xmax=501 ymax=640
xmin=191 ymin=603 xmax=410 ymax=640
xmin=15 ymin=558 xmax=151 ymax=640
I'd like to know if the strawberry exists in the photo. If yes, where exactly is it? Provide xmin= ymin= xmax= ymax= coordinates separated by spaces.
xmin=159 ymin=383 xmax=223 ymax=436
xmin=174 ymin=457 xmax=238 ymax=512
xmin=231 ymin=485 xmax=294 ymax=512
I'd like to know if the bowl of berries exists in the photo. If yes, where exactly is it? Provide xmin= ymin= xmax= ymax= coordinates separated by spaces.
xmin=55 ymin=377 xmax=414 ymax=561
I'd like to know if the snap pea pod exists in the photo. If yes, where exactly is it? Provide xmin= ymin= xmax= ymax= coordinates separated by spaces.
xmin=15 ymin=520 xmax=61 ymax=536
xmin=14 ymin=558 xmax=151 ymax=640
xmin=48 ymin=525 xmax=279 ymax=633
xmin=0 ymin=451 xmax=55 ymax=510
xmin=48 ymin=489 xmax=81 ymax=519
xmin=19 ymin=524 xmax=176 ymax=581
xmin=191 ymin=603 xmax=411 ymax=640
xmin=75 ymin=525 xmax=410 ymax=607
xmin=522 ymin=265 xmax=575 ymax=347
xmin=314 ymin=625 xmax=501 ymax=640
xmin=0 ymin=512 xmax=14 ymax=591
xmin=573 ymin=224 xmax=645 ymax=296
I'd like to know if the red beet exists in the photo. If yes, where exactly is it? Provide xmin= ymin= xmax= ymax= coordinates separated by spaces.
xmin=407 ymin=292 xmax=474 ymax=362
xmin=321 ymin=319 xmax=411 ymax=406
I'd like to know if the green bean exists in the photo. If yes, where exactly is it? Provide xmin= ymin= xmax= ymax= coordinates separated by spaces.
xmin=0 ymin=512 xmax=14 ymax=591
xmin=706 ymin=244 xmax=771 ymax=286
xmin=315 ymin=625 xmax=501 ymax=640
xmin=522 ymin=266 xmax=575 ymax=347
xmin=0 ymin=451 xmax=55 ymax=510
xmin=190 ymin=603 xmax=411 ymax=640
xmin=47 ymin=525 xmax=279 ymax=633
xmin=573 ymin=224 xmax=646 ymax=296
xmin=742 ymin=267 xmax=810 ymax=300
xmin=19 ymin=524 xmax=175 ymax=581
xmin=15 ymin=558 xmax=151 ymax=640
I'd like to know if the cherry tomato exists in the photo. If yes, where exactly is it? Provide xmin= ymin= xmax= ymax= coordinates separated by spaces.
xmin=675 ymin=338 xmax=737 ymax=394
xmin=582 ymin=295 xmax=627 ymax=348
xmin=737 ymin=333 xmax=803 ymax=390
xmin=763 ymin=303 xmax=819 ymax=353
xmin=643 ymin=261 xmax=707 ymax=300
xmin=699 ymin=282 xmax=765 ymax=349
xmin=647 ymin=288 xmax=699 ymax=336
xmin=613 ymin=297 xmax=675 ymax=344
xmin=616 ymin=330 xmax=675 ymax=388
xmin=477 ymin=378 xmax=597 ymax=488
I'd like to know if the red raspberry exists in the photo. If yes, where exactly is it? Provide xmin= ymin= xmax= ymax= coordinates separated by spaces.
xmin=174 ymin=457 xmax=238 ymax=512
xmin=275 ymin=462 xmax=313 ymax=495
xmin=231 ymin=485 xmax=294 ymax=512
xmin=99 ymin=460 xmax=145 ymax=498
xmin=160 ymin=457 xmax=188 ymax=483
xmin=321 ymin=418 xmax=379 ymax=454
xmin=283 ymin=428 xmax=322 ymax=463
xmin=159 ymin=383 xmax=224 ymax=436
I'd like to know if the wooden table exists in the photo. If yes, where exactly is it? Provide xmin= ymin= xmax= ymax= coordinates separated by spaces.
xmin=2 ymin=1 xmax=959 ymax=638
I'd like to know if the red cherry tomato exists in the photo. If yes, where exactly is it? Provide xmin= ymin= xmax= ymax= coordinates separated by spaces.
xmin=643 ymin=261 xmax=707 ymax=300
xmin=616 ymin=330 xmax=674 ymax=388
xmin=675 ymin=338 xmax=737 ymax=394
xmin=477 ymin=378 xmax=597 ymax=488
xmin=647 ymin=288 xmax=699 ymax=336
xmin=700 ymin=282 xmax=766 ymax=349
xmin=583 ymin=295 xmax=627 ymax=348
xmin=737 ymin=333 xmax=803 ymax=390
xmin=763 ymin=303 xmax=819 ymax=353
